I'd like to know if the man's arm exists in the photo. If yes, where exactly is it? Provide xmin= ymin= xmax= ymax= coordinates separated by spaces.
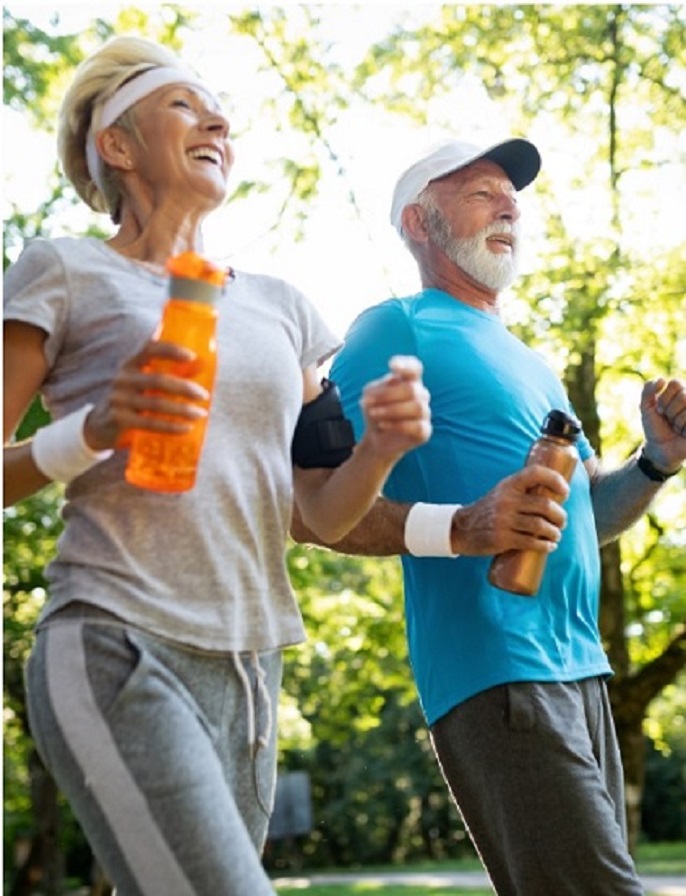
xmin=587 ymin=452 xmax=681 ymax=546
xmin=292 ymin=451 xmax=681 ymax=556
xmin=293 ymin=375 xmax=685 ymax=557
xmin=589 ymin=377 xmax=685 ymax=545
xmin=291 ymin=464 xmax=572 ymax=558
xmin=291 ymin=496 xmax=411 ymax=556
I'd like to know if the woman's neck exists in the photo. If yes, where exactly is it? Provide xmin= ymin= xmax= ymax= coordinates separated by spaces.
xmin=107 ymin=203 xmax=207 ymax=272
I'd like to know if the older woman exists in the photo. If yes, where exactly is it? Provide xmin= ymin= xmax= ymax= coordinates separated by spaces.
xmin=3 ymin=36 xmax=430 ymax=895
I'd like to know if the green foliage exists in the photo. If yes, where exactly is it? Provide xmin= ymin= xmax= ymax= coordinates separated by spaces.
xmin=635 ymin=840 xmax=686 ymax=873
xmin=357 ymin=4 xmax=686 ymax=653
xmin=642 ymin=737 xmax=686 ymax=841
xmin=2 ymin=11 xmax=83 ymax=126
xmin=275 ymin=545 xmax=469 ymax=868
xmin=106 ymin=4 xmax=199 ymax=48
xmin=3 ymin=169 xmax=74 ymax=267
xmin=285 ymin=545 xmax=412 ymax=741
xmin=229 ymin=7 xmax=365 ymax=238
xmin=645 ymin=678 xmax=686 ymax=756
xmin=3 ymin=488 xmax=64 ymax=867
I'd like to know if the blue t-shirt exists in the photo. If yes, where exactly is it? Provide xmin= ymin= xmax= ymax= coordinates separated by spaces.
xmin=331 ymin=289 xmax=611 ymax=726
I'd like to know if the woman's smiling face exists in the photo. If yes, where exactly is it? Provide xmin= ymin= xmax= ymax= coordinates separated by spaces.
xmin=125 ymin=82 xmax=233 ymax=211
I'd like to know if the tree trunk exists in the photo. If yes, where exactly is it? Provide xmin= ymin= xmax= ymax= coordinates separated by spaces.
xmin=567 ymin=347 xmax=644 ymax=851
xmin=613 ymin=716 xmax=646 ymax=853
xmin=609 ymin=628 xmax=686 ymax=853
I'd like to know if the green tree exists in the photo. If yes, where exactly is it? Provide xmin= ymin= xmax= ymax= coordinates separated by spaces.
xmin=3 ymin=4 xmax=685 ymax=889
xmin=4 ymin=488 xmax=65 ymax=896
xmin=351 ymin=2 xmax=686 ymax=850
xmin=277 ymin=544 xmax=468 ymax=868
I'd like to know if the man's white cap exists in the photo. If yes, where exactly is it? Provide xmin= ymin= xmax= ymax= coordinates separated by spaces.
xmin=390 ymin=137 xmax=541 ymax=232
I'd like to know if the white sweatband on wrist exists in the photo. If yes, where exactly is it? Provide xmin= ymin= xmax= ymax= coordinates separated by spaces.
xmin=404 ymin=502 xmax=461 ymax=557
xmin=31 ymin=404 xmax=113 ymax=484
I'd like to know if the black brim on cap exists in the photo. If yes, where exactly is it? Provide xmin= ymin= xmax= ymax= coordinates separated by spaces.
xmin=478 ymin=138 xmax=541 ymax=191
xmin=391 ymin=136 xmax=542 ymax=231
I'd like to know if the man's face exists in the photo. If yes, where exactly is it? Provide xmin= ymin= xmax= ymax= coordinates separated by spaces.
xmin=421 ymin=159 xmax=522 ymax=291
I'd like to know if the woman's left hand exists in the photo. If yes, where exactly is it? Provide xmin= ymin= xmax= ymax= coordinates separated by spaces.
xmin=359 ymin=355 xmax=432 ymax=462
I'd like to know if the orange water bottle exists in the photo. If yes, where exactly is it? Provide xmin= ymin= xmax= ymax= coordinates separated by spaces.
xmin=487 ymin=409 xmax=581 ymax=596
xmin=125 ymin=252 xmax=228 ymax=492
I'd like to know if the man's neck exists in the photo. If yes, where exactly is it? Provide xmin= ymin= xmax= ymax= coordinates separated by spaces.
xmin=420 ymin=262 xmax=500 ymax=314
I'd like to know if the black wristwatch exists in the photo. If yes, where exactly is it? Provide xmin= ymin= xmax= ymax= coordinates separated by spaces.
xmin=636 ymin=448 xmax=682 ymax=483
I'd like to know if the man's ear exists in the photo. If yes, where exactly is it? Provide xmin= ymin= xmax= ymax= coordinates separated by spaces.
xmin=401 ymin=203 xmax=429 ymax=243
xmin=95 ymin=126 xmax=135 ymax=174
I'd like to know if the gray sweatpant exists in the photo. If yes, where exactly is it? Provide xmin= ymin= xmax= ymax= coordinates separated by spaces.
xmin=26 ymin=610 xmax=281 ymax=896
xmin=430 ymin=678 xmax=644 ymax=895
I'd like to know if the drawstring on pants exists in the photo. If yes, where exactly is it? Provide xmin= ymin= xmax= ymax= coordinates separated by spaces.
xmin=232 ymin=651 xmax=273 ymax=756
xmin=233 ymin=651 xmax=274 ymax=816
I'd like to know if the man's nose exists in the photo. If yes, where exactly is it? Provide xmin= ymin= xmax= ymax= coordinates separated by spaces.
xmin=497 ymin=193 xmax=520 ymax=222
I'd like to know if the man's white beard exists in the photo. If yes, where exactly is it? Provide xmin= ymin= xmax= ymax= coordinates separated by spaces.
xmin=426 ymin=208 xmax=521 ymax=291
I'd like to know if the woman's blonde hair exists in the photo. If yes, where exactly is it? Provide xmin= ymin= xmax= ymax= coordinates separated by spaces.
xmin=58 ymin=36 xmax=181 ymax=220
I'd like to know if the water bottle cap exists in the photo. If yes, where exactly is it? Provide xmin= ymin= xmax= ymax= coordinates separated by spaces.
xmin=541 ymin=409 xmax=582 ymax=440
xmin=169 ymin=275 xmax=224 ymax=304
xmin=167 ymin=252 xmax=230 ymax=303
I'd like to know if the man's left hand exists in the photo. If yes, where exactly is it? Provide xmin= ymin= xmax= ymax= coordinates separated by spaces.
xmin=641 ymin=377 xmax=686 ymax=473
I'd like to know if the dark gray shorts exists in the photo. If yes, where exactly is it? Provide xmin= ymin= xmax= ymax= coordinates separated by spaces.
xmin=430 ymin=678 xmax=644 ymax=895
xmin=26 ymin=612 xmax=281 ymax=896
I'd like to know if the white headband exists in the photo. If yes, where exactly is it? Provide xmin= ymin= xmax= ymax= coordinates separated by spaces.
xmin=85 ymin=65 xmax=211 ymax=195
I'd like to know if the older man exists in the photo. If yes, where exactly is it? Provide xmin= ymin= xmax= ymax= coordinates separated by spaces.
xmin=292 ymin=137 xmax=685 ymax=895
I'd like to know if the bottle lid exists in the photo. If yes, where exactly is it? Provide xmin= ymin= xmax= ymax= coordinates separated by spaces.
xmin=541 ymin=409 xmax=582 ymax=440
xmin=167 ymin=252 xmax=230 ymax=303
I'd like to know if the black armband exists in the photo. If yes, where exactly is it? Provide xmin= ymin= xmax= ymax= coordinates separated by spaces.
xmin=292 ymin=379 xmax=356 ymax=468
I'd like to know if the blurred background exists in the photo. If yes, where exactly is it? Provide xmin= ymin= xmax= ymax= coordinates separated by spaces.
xmin=3 ymin=4 xmax=685 ymax=893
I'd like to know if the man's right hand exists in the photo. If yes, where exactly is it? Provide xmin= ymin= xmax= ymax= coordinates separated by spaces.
xmin=450 ymin=465 xmax=570 ymax=556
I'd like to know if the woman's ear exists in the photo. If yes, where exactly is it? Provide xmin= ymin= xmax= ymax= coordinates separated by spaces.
xmin=95 ymin=126 xmax=135 ymax=174
xmin=401 ymin=203 xmax=430 ymax=243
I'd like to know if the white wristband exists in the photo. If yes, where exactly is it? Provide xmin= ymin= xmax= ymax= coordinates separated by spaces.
xmin=31 ymin=404 xmax=113 ymax=484
xmin=404 ymin=502 xmax=461 ymax=557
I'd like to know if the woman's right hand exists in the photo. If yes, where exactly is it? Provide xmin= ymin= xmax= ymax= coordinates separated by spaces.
xmin=84 ymin=340 xmax=210 ymax=451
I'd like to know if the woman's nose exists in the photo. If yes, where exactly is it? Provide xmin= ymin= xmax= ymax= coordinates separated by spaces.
xmin=202 ymin=110 xmax=230 ymax=138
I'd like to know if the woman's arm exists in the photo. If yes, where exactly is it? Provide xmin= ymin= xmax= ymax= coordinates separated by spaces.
xmin=3 ymin=319 xmax=216 ymax=507
xmin=292 ymin=357 xmax=431 ymax=544
xmin=3 ymin=321 xmax=53 ymax=505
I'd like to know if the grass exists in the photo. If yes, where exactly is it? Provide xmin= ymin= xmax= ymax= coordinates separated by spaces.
xmin=275 ymin=887 xmax=489 ymax=895
xmin=272 ymin=841 xmax=686 ymax=895
xmin=636 ymin=840 xmax=686 ymax=874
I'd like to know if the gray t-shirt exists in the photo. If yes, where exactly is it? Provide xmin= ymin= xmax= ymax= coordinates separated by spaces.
xmin=4 ymin=237 xmax=340 ymax=652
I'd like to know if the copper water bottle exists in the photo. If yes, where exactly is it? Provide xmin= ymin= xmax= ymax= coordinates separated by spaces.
xmin=487 ymin=409 xmax=581 ymax=596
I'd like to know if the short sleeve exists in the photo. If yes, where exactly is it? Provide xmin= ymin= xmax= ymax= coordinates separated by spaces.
xmin=4 ymin=240 xmax=69 ymax=368
xmin=330 ymin=299 xmax=417 ymax=439
xmin=287 ymin=281 xmax=341 ymax=370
